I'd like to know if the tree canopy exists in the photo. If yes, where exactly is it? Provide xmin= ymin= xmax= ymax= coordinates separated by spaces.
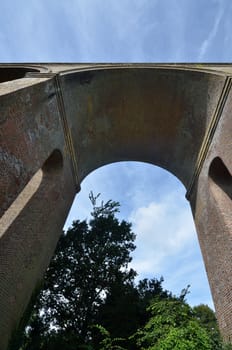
xmin=20 ymin=193 xmax=231 ymax=350
xmin=133 ymin=296 xmax=213 ymax=350
xmin=21 ymin=193 xmax=137 ymax=349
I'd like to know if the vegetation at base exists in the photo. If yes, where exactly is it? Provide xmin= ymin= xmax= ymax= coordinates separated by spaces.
xmin=18 ymin=193 xmax=231 ymax=350
xmin=132 ymin=296 xmax=215 ymax=350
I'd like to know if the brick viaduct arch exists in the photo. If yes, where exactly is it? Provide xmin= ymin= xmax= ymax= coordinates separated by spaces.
xmin=0 ymin=64 xmax=231 ymax=348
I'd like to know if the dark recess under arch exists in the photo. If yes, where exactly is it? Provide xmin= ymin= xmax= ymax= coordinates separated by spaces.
xmin=0 ymin=67 xmax=40 ymax=83
xmin=209 ymin=157 xmax=232 ymax=200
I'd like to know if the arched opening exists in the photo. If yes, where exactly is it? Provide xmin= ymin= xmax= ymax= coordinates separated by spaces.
xmin=64 ymin=161 xmax=213 ymax=308
xmin=0 ymin=67 xmax=41 ymax=83
xmin=209 ymin=157 xmax=232 ymax=201
xmin=42 ymin=149 xmax=63 ymax=173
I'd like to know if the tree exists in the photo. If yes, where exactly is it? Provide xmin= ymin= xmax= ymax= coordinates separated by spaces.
xmin=193 ymin=304 xmax=218 ymax=331
xmin=93 ymin=325 xmax=128 ymax=350
xmin=133 ymin=296 xmax=213 ymax=350
xmin=193 ymin=304 xmax=232 ymax=350
xmin=21 ymin=193 xmax=136 ymax=349
xmin=20 ymin=193 xmax=231 ymax=350
xmin=96 ymin=277 xmax=172 ymax=343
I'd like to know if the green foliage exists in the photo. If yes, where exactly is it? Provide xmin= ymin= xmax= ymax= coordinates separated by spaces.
xmin=93 ymin=325 xmax=127 ymax=350
xmin=151 ymin=320 xmax=212 ymax=350
xmin=21 ymin=193 xmax=136 ymax=349
xmin=193 ymin=304 xmax=217 ymax=330
xmin=193 ymin=304 xmax=222 ymax=349
xmin=223 ymin=344 xmax=232 ymax=350
xmin=133 ymin=297 xmax=213 ymax=350
xmin=96 ymin=276 xmax=171 ymax=343
xmin=19 ymin=193 xmax=231 ymax=350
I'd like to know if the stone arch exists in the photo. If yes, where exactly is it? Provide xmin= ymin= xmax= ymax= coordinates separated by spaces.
xmin=58 ymin=66 xmax=226 ymax=188
xmin=0 ymin=64 xmax=231 ymax=347
xmin=66 ymin=159 xmax=209 ymax=306
xmin=58 ymin=65 xmax=232 ymax=340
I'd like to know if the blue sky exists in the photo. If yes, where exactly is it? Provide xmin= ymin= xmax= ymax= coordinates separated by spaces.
xmin=1 ymin=0 xmax=232 ymax=308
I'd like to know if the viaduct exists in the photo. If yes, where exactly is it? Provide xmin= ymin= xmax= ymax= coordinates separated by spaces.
xmin=0 ymin=63 xmax=231 ymax=349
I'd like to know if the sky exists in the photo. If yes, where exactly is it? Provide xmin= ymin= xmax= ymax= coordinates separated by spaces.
xmin=1 ymin=0 xmax=232 ymax=308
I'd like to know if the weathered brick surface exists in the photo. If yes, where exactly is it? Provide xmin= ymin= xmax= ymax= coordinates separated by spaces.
xmin=0 ymin=64 xmax=231 ymax=348
xmin=192 ymin=87 xmax=232 ymax=342
xmin=0 ymin=151 xmax=76 ymax=349
xmin=0 ymin=71 xmax=77 ymax=349
xmin=0 ymin=77 xmax=64 ymax=217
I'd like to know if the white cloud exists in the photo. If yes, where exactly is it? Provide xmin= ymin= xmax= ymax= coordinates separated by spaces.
xmin=128 ymin=190 xmax=196 ymax=275
xmin=124 ymin=183 xmax=213 ymax=307
xmin=198 ymin=1 xmax=224 ymax=60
